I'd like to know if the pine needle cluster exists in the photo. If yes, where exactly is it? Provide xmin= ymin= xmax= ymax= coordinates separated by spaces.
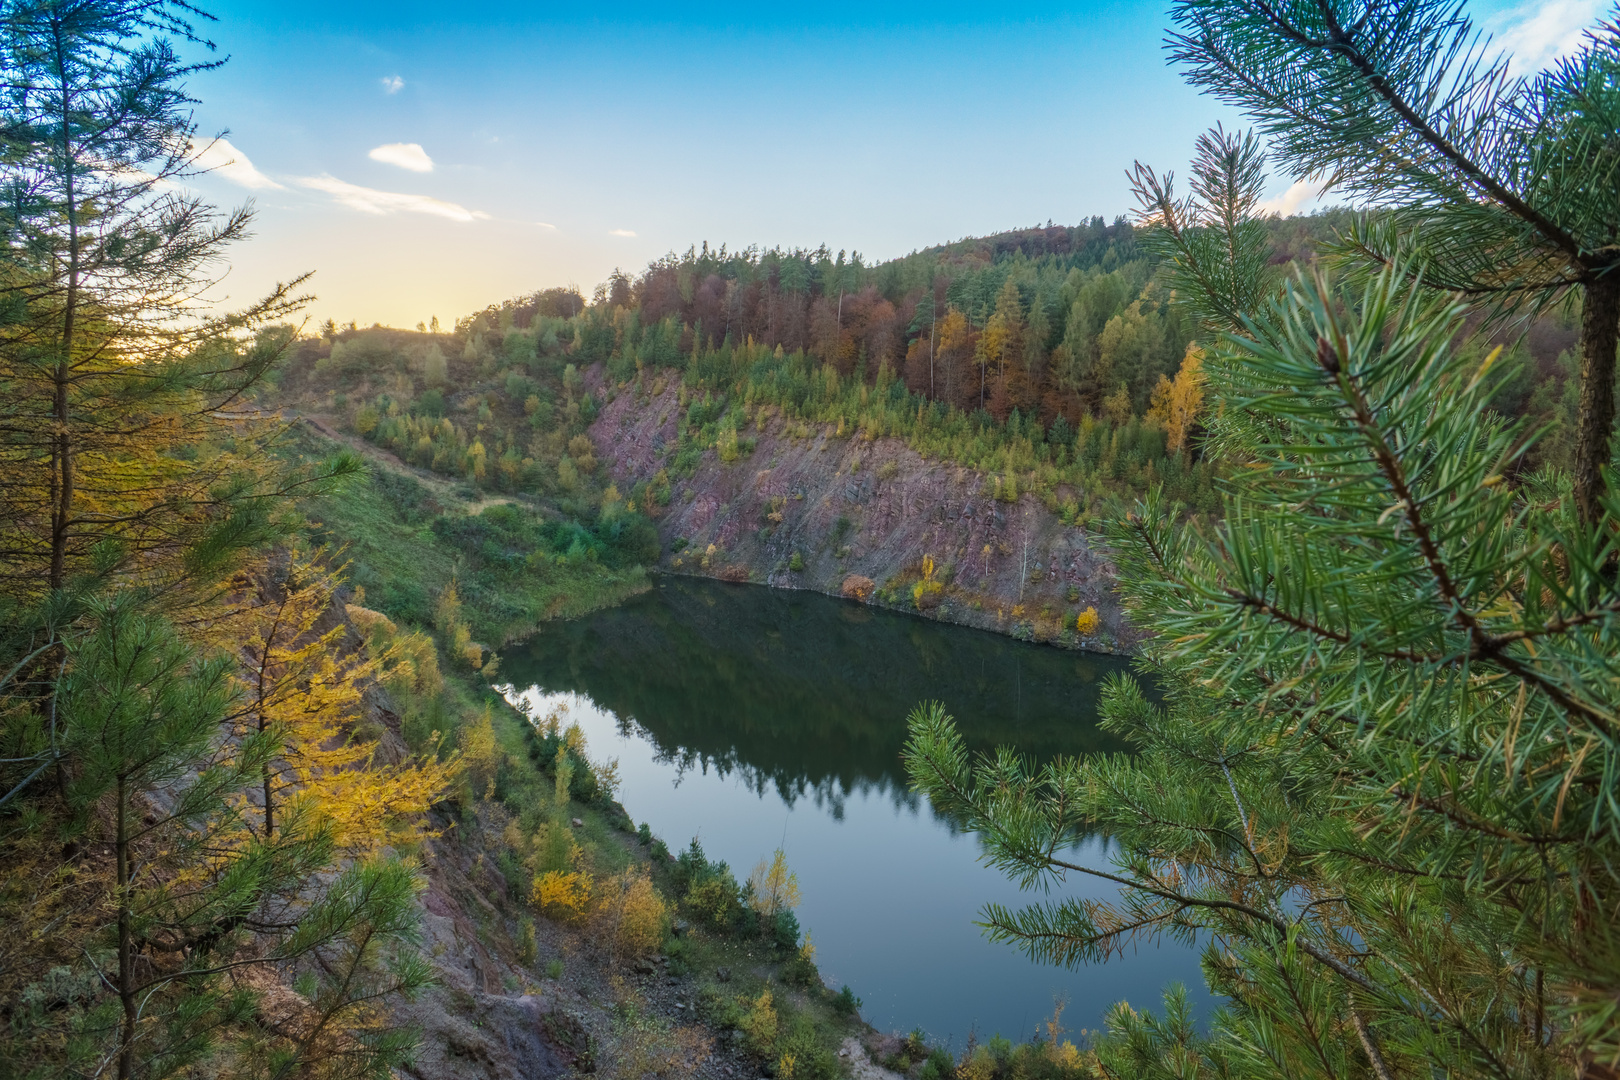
xmin=906 ymin=4 xmax=1620 ymax=1074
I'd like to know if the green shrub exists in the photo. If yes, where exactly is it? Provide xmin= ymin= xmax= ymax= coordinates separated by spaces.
xmin=675 ymin=838 xmax=748 ymax=931
xmin=788 ymin=552 xmax=804 ymax=572
xmin=780 ymin=949 xmax=820 ymax=989
xmin=775 ymin=1019 xmax=839 ymax=1080
xmin=685 ymin=875 xmax=744 ymax=930
xmin=771 ymin=908 xmax=801 ymax=950
xmin=737 ymin=988 xmax=778 ymax=1057
xmin=662 ymin=935 xmax=691 ymax=976
xmin=919 ymin=1047 xmax=955 ymax=1080
xmin=831 ymin=985 xmax=861 ymax=1017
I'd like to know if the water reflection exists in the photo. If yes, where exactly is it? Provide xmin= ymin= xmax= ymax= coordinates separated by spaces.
xmin=499 ymin=577 xmax=1207 ymax=1043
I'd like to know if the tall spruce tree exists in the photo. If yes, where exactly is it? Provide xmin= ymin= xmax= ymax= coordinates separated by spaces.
xmin=905 ymin=18 xmax=1620 ymax=1074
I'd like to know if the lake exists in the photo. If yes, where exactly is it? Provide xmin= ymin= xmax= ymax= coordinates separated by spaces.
xmin=497 ymin=576 xmax=1209 ymax=1046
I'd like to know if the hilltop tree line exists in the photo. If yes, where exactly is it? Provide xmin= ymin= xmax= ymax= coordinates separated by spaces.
xmin=453 ymin=205 xmax=1575 ymax=450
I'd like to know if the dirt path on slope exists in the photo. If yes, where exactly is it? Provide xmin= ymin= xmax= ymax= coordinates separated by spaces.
xmin=283 ymin=410 xmax=517 ymax=515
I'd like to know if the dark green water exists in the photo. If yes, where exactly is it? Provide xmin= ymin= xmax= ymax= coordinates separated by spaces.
xmin=499 ymin=576 xmax=1207 ymax=1043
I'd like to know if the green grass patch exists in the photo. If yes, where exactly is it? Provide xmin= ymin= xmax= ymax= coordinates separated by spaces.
xmin=278 ymin=424 xmax=647 ymax=646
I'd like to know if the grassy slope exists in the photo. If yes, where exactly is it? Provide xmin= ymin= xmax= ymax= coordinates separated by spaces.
xmin=278 ymin=421 xmax=648 ymax=646
xmin=273 ymin=420 xmax=868 ymax=1076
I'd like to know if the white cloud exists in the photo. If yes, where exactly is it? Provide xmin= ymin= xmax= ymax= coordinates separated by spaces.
xmin=1258 ymin=177 xmax=1327 ymax=217
xmin=381 ymin=75 xmax=405 ymax=94
xmin=536 ymin=221 xmax=558 ymax=230
xmin=295 ymin=175 xmax=488 ymax=222
xmin=1489 ymin=0 xmax=1605 ymax=73
xmin=608 ymin=228 xmax=637 ymax=237
xmin=369 ymin=142 xmax=434 ymax=173
xmin=190 ymin=137 xmax=283 ymax=190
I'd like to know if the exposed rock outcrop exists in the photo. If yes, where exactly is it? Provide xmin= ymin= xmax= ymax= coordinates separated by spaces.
xmin=589 ymin=371 xmax=1139 ymax=652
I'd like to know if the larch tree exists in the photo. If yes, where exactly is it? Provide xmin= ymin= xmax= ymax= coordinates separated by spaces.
xmin=231 ymin=549 xmax=456 ymax=854
xmin=1146 ymin=344 xmax=1206 ymax=454
xmin=747 ymin=848 xmax=801 ymax=922
xmin=40 ymin=597 xmax=434 ymax=1080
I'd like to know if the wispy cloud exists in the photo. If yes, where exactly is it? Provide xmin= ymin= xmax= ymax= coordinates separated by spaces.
xmin=536 ymin=221 xmax=558 ymax=230
xmin=295 ymin=175 xmax=488 ymax=222
xmin=608 ymin=228 xmax=636 ymax=237
xmin=1488 ymin=0 xmax=1606 ymax=73
xmin=1258 ymin=177 xmax=1326 ymax=217
xmin=369 ymin=142 xmax=434 ymax=173
xmin=190 ymin=137 xmax=283 ymax=190
xmin=380 ymin=75 xmax=405 ymax=94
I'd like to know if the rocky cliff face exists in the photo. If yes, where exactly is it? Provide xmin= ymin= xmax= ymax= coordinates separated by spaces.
xmin=588 ymin=370 xmax=1138 ymax=653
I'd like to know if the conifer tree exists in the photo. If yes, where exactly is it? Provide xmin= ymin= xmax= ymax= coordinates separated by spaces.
xmin=0 ymin=0 xmax=334 ymax=600
xmin=1163 ymin=0 xmax=1620 ymax=524
xmin=0 ymin=5 xmax=436 ymax=1078
xmin=906 ymin=57 xmax=1620 ymax=1080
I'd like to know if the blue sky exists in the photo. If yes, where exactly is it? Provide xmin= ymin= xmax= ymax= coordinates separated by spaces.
xmin=183 ymin=0 xmax=1598 ymax=328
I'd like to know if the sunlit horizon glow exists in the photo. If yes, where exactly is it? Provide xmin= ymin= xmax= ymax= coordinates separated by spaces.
xmin=183 ymin=0 xmax=1590 ymax=329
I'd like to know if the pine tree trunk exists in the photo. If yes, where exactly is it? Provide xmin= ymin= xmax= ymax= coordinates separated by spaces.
xmin=116 ymin=776 xmax=136 ymax=1080
xmin=1575 ymin=274 xmax=1620 ymax=529
xmin=262 ymin=708 xmax=275 ymax=838
xmin=50 ymin=16 xmax=79 ymax=591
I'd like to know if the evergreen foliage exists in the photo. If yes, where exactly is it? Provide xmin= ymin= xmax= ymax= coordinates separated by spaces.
xmin=1167 ymin=0 xmax=1620 ymax=524
xmin=0 ymin=6 xmax=447 ymax=1077
xmin=904 ymin=4 xmax=1620 ymax=1069
xmin=907 ymin=256 xmax=1620 ymax=1078
xmin=0 ymin=0 xmax=322 ymax=597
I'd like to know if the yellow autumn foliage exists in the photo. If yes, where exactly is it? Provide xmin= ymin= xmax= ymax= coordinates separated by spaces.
xmin=957 ymin=1046 xmax=996 ymax=1080
xmin=592 ymin=867 xmax=668 ymax=958
xmin=533 ymin=869 xmax=592 ymax=919
xmin=234 ymin=553 xmax=457 ymax=853
xmin=738 ymin=988 xmax=778 ymax=1054
xmin=461 ymin=704 xmax=502 ymax=799
xmin=349 ymin=603 xmax=444 ymax=703
xmin=434 ymin=578 xmax=485 ymax=670
xmin=1146 ymin=344 xmax=1206 ymax=453
xmin=748 ymin=848 xmax=801 ymax=919
xmin=1049 ymin=1040 xmax=1083 ymax=1070
xmin=1076 ymin=606 xmax=1100 ymax=635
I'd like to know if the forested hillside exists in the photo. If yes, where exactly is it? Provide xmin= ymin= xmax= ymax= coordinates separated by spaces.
xmin=301 ymin=207 xmax=1582 ymax=541
xmin=7 ymin=0 xmax=1619 ymax=1075
xmin=266 ymin=209 xmax=1585 ymax=654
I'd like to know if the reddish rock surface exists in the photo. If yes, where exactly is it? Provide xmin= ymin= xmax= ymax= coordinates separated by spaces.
xmin=588 ymin=369 xmax=1140 ymax=653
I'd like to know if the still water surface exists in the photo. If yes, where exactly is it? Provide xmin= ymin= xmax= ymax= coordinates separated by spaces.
xmin=498 ymin=577 xmax=1208 ymax=1045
